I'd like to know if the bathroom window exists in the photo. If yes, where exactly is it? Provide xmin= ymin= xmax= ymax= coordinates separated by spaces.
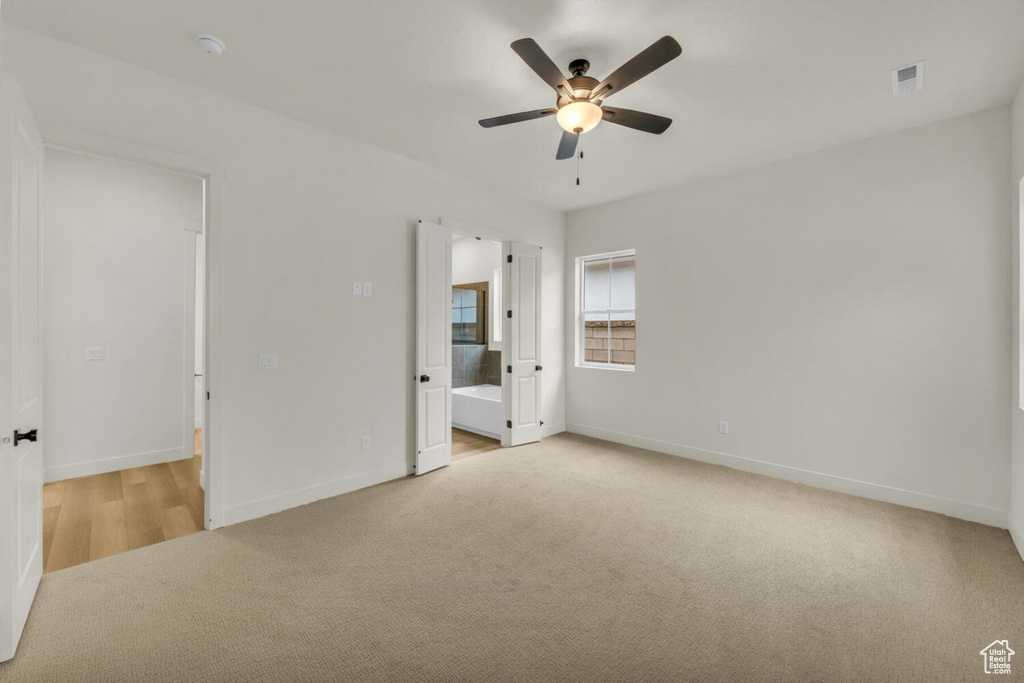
xmin=453 ymin=284 xmax=487 ymax=344
xmin=577 ymin=250 xmax=636 ymax=369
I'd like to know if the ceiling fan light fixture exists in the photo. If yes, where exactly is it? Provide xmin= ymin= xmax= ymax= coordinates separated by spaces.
xmin=556 ymin=101 xmax=602 ymax=134
xmin=478 ymin=36 xmax=681 ymax=161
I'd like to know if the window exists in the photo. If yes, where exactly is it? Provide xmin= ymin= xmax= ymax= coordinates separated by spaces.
xmin=452 ymin=285 xmax=486 ymax=344
xmin=578 ymin=250 xmax=636 ymax=369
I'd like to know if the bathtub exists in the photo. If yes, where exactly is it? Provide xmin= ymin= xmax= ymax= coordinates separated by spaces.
xmin=452 ymin=384 xmax=502 ymax=439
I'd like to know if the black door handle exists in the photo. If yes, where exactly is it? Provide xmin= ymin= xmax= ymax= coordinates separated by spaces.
xmin=535 ymin=365 xmax=543 ymax=371
xmin=419 ymin=375 xmax=430 ymax=383
xmin=14 ymin=429 xmax=37 ymax=447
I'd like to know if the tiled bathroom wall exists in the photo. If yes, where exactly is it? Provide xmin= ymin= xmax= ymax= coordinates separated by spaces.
xmin=452 ymin=345 xmax=501 ymax=388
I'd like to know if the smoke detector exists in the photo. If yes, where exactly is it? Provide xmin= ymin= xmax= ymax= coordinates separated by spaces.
xmin=891 ymin=61 xmax=924 ymax=97
xmin=196 ymin=34 xmax=226 ymax=56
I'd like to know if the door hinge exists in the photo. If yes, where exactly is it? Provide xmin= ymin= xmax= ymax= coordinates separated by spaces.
xmin=506 ymin=365 xmax=512 ymax=374
xmin=206 ymin=391 xmax=210 ymax=400
xmin=507 ymin=310 xmax=512 ymax=318
xmin=507 ymin=420 xmax=512 ymax=429
xmin=507 ymin=254 xmax=513 ymax=263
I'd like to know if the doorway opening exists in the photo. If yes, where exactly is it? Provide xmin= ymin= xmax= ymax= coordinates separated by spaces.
xmin=39 ymin=147 xmax=208 ymax=573
xmin=415 ymin=221 xmax=544 ymax=475
xmin=451 ymin=233 xmax=503 ymax=461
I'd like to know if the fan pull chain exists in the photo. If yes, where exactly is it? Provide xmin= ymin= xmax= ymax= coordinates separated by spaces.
xmin=576 ymin=137 xmax=584 ymax=186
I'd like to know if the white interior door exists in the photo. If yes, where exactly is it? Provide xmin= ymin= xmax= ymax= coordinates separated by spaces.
xmin=503 ymin=242 xmax=543 ymax=447
xmin=0 ymin=74 xmax=44 ymax=662
xmin=415 ymin=221 xmax=452 ymax=475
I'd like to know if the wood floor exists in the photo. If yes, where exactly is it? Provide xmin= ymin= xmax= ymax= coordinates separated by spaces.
xmin=452 ymin=428 xmax=500 ymax=461
xmin=42 ymin=429 xmax=204 ymax=574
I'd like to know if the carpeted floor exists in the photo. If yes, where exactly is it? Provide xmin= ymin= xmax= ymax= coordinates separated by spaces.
xmin=1 ymin=433 xmax=1021 ymax=682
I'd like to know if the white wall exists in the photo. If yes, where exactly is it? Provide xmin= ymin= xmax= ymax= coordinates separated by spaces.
xmin=3 ymin=26 xmax=565 ymax=524
xmin=452 ymin=236 xmax=502 ymax=286
xmin=42 ymin=147 xmax=203 ymax=481
xmin=566 ymin=107 xmax=1012 ymax=527
xmin=1010 ymin=76 xmax=1024 ymax=554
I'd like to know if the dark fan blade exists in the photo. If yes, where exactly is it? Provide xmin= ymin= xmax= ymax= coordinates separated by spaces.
xmin=589 ymin=36 xmax=681 ymax=101
xmin=478 ymin=108 xmax=557 ymax=128
xmin=601 ymin=107 xmax=672 ymax=134
xmin=511 ymin=39 xmax=575 ymax=98
xmin=556 ymin=130 xmax=578 ymax=160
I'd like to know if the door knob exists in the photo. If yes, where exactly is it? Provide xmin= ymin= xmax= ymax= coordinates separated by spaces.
xmin=419 ymin=375 xmax=430 ymax=383
xmin=14 ymin=429 xmax=37 ymax=447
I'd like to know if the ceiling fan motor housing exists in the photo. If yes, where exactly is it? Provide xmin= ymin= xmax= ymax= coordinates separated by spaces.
xmin=558 ymin=75 xmax=600 ymax=107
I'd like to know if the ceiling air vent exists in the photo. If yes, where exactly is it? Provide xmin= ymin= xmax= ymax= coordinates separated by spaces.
xmin=891 ymin=61 xmax=924 ymax=97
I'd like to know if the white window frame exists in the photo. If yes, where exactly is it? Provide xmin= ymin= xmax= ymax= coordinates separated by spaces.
xmin=576 ymin=249 xmax=636 ymax=371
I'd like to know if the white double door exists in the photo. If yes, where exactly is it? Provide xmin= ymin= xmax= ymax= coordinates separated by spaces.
xmin=414 ymin=222 xmax=544 ymax=475
xmin=0 ymin=74 xmax=44 ymax=662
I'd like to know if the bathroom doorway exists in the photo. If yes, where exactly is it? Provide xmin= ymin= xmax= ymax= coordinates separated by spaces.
xmin=414 ymin=221 xmax=544 ymax=475
xmin=451 ymin=233 xmax=503 ymax=460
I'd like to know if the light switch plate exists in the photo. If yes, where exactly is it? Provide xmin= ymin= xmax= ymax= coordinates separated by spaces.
xmin=259 ymin=354 xmax=278 ymax=370
xmin=353 ymin=281 xmax=362 ymax=295
xmin=85 ymin=346 xmax=105 ymax=361
xmin=361 ymin=435 xmax=371 ymax=450
xmin=718 ymin=420 xmax=729 ymax=434
xmin=363 ymin=282 xmax=372 ymax=296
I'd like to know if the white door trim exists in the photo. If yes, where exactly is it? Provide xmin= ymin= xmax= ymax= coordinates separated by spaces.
xmin=40 ymin=129 xmax=226 ymax=530
xmin=183 ymin=228 xmax=198 ymax=482
xmin=436 ymin=217 xmax=512 ymax=244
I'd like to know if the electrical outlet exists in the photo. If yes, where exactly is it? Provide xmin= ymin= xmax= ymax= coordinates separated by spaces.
xmin=259 ymin=354 xmax=278 ymax=370
xmin=363 ymin=282 xmax=372 ymax=296
xmin=361 ymin=435 xmax=371 ymax=451
xmin=84 ymin=346 xmax=105 ymax=361
xmin=719 ymin=420 xmax=729 ymax=434
xmin=353 ymin=281 xmax=362 ymax=295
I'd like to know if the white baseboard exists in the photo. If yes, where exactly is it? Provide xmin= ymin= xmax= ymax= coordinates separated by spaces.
xmin=1009 ymin=514 xmax=1024 ymax=563
xmin=567 ymin=423 xmax=1008 ymax=528
xmin=45 ymin=446 xmax=186 ymax=483
xmin=195 ymin=418 xmax=204 ymax=429
xmin=541 ymin=421 xmax=565 ymax=439
xmin=223 ymin=461 xmax=409 ymax=526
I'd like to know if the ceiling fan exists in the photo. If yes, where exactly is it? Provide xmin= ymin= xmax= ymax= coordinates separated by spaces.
xmin=479 ymin=36 xmax=682 ymax=160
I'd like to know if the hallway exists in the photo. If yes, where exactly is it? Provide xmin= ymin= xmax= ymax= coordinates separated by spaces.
xmin=42 ymin=430 xmax=204 ymax=573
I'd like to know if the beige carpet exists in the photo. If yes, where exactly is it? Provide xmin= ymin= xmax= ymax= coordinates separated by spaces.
xmin=1 ymin=434 xmax=1022 ymax=682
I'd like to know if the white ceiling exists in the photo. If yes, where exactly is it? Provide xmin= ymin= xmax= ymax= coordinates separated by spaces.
xmin=6 ymin=0 xmax=1024 ymax=211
